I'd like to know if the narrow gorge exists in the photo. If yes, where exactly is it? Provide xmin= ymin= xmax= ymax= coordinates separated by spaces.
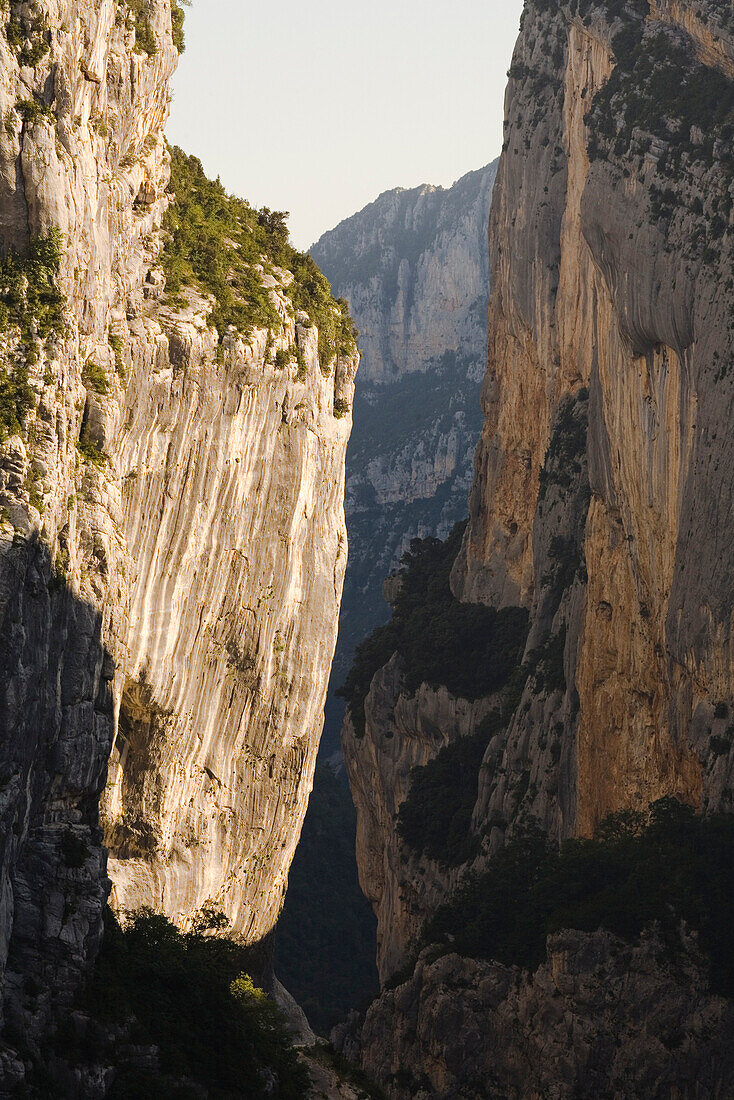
xmin=311 ymin=163 xmax=497 ymax=754
xmin=1 ymin=0 xmax=733 ymax=1096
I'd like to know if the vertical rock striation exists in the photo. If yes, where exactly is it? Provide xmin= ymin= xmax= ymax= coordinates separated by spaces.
xmin=103 ymin=287 xmax=357 ymax=943
xmin=0 ymin=0 xmax=179 ymax=1059
xmin=452 ymin=0 xmax=734 ymax=837
xmin=0 ymin=0 xmax=357 ymax=1074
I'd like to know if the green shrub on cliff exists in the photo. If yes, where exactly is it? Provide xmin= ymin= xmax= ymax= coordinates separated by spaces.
xmin=162 ymin=147 xmax=357 ymax=371
xmin=397 ymin=712 xmax=507 ymax=866
xmin=582 ymin=6 xmax=734 ymax=168
xmin=71 ymin=909 xmax=310 ymax=1097
xmin=421 ymin=798 xmax=734 ymax=997
xmin=170 ymin=0 xmax=188 ymax=51
xmin=338 ymin=522 xmax=529 ymax=737
xmin=82 ymin=358 xmax=110 ymax=396
xmin=0 ymin=229 xmax=65 ymax=440
xmin=124 ymin=0 xmax=157 ymax=55
xmin=6 ymin=2 xmax=50 ymax=68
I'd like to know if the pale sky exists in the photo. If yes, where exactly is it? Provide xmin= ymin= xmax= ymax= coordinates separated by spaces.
xmin=167 ymin=0 xmax=525 ymax=250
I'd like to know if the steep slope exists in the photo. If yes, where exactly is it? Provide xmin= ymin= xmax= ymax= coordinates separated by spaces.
xmin=0 ymin=0 xmax=357 ymax=1080
xmin=341 ymin=0 xmax=734 ymax=1092
xmin=311 ymin=164 xmax=496 ymax=747
xmin=101 ymin=151 xmax=358 ymax=941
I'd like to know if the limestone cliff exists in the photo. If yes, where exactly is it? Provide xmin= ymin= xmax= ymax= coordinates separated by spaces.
xmin=312 ymin=166 xmax=496 ymax=388
xmin=0 ymin=0 xmax=357 ymax=1075
xmin=341 ymin=0 xmax=734 ymax=1092
xmin=311 ymin=165 xmax=496 ymax=745
xmin=452 ymin=0 xmax=734 ymax=838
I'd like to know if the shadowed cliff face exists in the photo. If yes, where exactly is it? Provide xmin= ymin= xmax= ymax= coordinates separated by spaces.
xmin=359 ymin=929 xmax=734 ymax=1099
xmin=0 ymin=537 xmax=113 ymax=1060
xmin=0 ymin=0 xmax=179 ymax=1055
xmin=0 ymin=0 xmax=357 ymax=1072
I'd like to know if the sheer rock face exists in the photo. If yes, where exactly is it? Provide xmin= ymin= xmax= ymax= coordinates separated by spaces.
xmin=312 ymin=166 xmax=496 ymax=716
xmin=343 ymin=0 xmax=734 ymax=1092
xmin=0 ymin=0 xmax=356 ymax=1060
xmin=451 ymin=0 xmax=734 ymax=835
xmin=0 ymin=0 xmax=178 ymax=1051
xmin=356 ymin=930 xmax=734 ymax=1100
xmin=312 ymin=165 xmax=496 ymax=388
xmin=103 ymin=300 xmax=357 ymax=941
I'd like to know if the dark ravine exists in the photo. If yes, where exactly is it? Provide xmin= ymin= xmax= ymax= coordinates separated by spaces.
xmin=339 ymin=0 xmax=734 ymax=1094
xmin=274 ymin=763 xmax=379 ymax=1034
xmin=274 ymin=166 xmax=500 ymax=1029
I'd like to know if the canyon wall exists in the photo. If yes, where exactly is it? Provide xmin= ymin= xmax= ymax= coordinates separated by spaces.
xmin=452 ymin=0 xmax=734 ymax=837
xmin=359 ymin=930 xmax=734 ymax=1099
xmin=341 ymin=0 xmax=734 ymax=1091
xmin=311 ymin=165 xmax=496 ymax=746
xmin=0 ymin=0 xmax=356 ymax=1076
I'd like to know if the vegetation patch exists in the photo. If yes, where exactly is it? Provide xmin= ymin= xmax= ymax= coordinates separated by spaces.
xmin=50 ymin=909 xmax=311 ymax=1097
xmin=0 ymin=229 xmax=64 ymax=441
xmin=538 ymin=390 xmax=588 ymax=502
xmin=76 ymin=438 xmax=107 ymax=468
xmin=15 ymin=96 xmax=54 ymax=127
xmin=338 ymin=523 xmax=529 ymax=737
xmin=162 ymin=148 xmax=357 ymax=371
xmin=108 ymin=332 xmax=125 ymax=378
xmin=420 ymin=798 xmax=734 ymax=998
xmin=82 ymin=358 xmax=110 ymax=396
xmin=397 ymin=711 xmax=507 ymax=866
xmin=582 ymin=8 xmax=734 ymax=169
xmin=120 ymin=0 xmax=157 ymax=56
xmin=170 ymin=0 xmax=188 ymax=51
xmin=6 ymin=1 xmax=50 ymax=67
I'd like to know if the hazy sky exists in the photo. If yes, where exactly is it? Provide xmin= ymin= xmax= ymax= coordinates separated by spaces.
xmin=167 ymin=0 xmax=525 ymax=250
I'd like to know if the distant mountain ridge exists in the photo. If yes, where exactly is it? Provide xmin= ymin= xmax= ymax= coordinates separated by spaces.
xmin=312 ymin=165 xmax=496 ymax=386
xmin=312 ymin=161 xmax=499 ymax=750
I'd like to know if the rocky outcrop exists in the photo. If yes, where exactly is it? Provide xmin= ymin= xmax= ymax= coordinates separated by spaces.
xmin=102 ymin=287 xmax=356 ymax=942
xmin=356 ymin=929 xmax=734 ymax=1099
xmin=342 ymin=658 xmax=493 ymax=981
xmin=312 ymin=166 xmax=496 ymax=388
xmin=0 ymin=0 xmax=356 ymax=1074
xmin=311 ymin=165 xmax=496 ymax=744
